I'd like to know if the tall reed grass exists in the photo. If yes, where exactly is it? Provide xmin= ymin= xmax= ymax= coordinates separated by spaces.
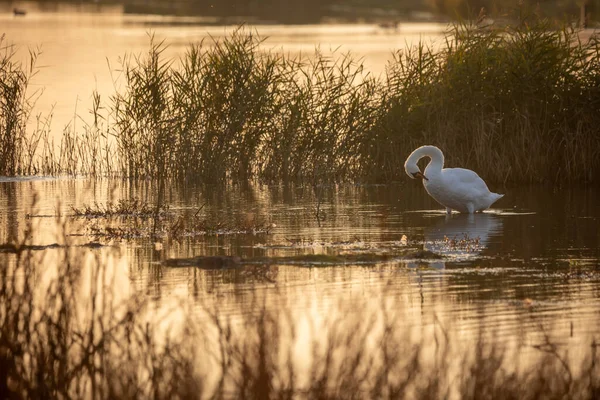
xmin=3 ymin=15 xmax=600 ymax=184
xmin=0 ymin=36 xmax=115 ymax=177
xmin=376 ymin=16 xmax=600 ymax=184
xmin=0 ymin=34 xmax=40 ymax=176
xmin=109 ymin=31 xmax=380 ymax=184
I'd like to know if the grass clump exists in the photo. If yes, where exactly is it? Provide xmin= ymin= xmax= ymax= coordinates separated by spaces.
xmin=79 ymin=20 xmax=600 ymax=185
xmin=0 ymin=34 xmax=41 ymax=176
xmin=101 ymin=18 xmax=600 ymax=185
xmin=70 ymin=199 xmax=275 ymax=240
xmin=374 ymin=15 xmax=600 ymax=184
xmin=71 ymin=198 xmax=167 ymax=218
xmin=109 ymin=30 xmax=380 ymax=184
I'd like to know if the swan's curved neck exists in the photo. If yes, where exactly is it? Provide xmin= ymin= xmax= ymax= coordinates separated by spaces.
xmin=408 ymin=145 xmax=444 ymax=174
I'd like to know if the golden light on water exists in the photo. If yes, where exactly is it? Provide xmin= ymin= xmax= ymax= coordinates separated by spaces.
xmin=2 ymin=3 xmax=600 ymax=396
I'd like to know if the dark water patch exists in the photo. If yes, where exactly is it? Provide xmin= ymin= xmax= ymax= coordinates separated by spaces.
xmin=164 ymin=255 xmax=243 ymax=269
xmin=164 ymin=250 xmax=446 ymax=269
xmin=0 ymin=241 xmax=108 ymax=253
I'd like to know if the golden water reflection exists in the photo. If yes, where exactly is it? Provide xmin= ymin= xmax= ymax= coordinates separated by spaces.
xmin=1 ymin=178 xmax=599 ymax=383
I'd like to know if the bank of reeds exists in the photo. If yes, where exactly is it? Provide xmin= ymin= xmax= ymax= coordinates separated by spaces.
xmin=0 ymin=34 xmax=41 ymax=176
xmin=109 ymin=32 xmax=380 ymax=183
xmin=2 ymin=15 xmax=600 ymax=184
xmin=1 ymin=217 xmax=600 ymax=398
xmin=375 ymin=16 xmax=600 ymax=184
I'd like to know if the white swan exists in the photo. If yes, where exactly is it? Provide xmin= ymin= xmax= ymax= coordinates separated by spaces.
xmin=404 ymin=145 xmax=503 ymax=214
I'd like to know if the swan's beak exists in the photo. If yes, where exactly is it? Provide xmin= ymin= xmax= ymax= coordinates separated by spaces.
xmin=412 ymin=171 xmax=429 ymax=181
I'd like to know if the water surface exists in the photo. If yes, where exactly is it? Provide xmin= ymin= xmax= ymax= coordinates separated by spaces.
xmin=1 ymin=178 xmax=599 ymax=358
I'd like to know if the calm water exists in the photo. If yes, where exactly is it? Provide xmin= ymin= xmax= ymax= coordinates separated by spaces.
xmin=1 ymin=178 xmax=599 ymax=357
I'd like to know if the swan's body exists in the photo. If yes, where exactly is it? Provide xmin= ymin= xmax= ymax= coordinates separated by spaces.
xmin=404 ymin=145 xmax=503 ymax=214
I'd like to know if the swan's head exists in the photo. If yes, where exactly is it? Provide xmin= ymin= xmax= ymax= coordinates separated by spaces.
xmin=405 ymin=146 xmax=438 ymax=181
xmin=404 ymin=160 xmax=429 ymax=181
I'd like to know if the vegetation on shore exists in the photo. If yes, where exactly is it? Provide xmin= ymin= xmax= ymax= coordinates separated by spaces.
xmin=0 ymin=34 xmax=41 ymax=176
xmin=2 ymin=14 xmax=600 ymax=185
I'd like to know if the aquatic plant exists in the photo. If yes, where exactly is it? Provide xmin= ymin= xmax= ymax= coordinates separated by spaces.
xmin=104 ymin=18 xmax=600 ymax=185
xmin=71 ymin=199 xmax=275 ymax=240
xmin=71 ymin=198 xmax=168 ymax=219
xmin=443 ymin=233 xmax=482 ymax=252
xmin=3 ymin=11 xmax=600 ymax=184
xmin=0 ymin=35 xmax=40 ymax=175
xmin=376 ymin=15 xmax=600 ymax=184
xmin=108 ymin=30 xmax=380 ymax=185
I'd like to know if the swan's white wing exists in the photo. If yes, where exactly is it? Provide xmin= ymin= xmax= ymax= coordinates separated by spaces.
xmin=444 ymin=168 xmax=487 ymax=185
xmin=431 ymin=168 xmax=495 ymax=212
xmin=423 ymin=165 xmax=502 ymax=213
xmin=443 ymin=168 xmax=490 ymax=193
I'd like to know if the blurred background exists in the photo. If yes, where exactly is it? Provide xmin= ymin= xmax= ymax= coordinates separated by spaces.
xmin=1 ymin=0 xmax=598 ymax=25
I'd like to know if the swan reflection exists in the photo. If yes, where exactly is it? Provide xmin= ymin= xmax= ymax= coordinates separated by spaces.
xmin=409 ymin=213 xmax=503 ymax=269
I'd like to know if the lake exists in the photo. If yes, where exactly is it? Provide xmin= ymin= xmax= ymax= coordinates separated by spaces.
xmin=2 ymin=177 xmax=599 ymax=350
xmin=1 ymin=8 xmax=600 ymax=397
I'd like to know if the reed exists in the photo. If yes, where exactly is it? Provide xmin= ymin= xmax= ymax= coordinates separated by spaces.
xmin=376 ymin=15 xmax=600 ymax=184
xmin=3 ymin=13 xmax=600 ymax=184
xmin=0 ymin=35 xmax=41 ymax=175
xmin=68 ymin=20 xmax=600 ymax=184
xmin=0 ymin=36 xmax=114 ymax=177
xmin=108 ymin=31 xmax=380 ymax=184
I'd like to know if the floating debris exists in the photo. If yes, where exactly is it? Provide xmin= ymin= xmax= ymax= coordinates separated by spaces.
xmin=400 ymin=234 xmax=408 ymax=246
xmin=0 ymin=242 xmax=108 ymax=254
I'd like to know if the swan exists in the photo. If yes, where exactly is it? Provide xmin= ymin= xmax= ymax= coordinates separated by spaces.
xmin=404 ymin=145 xmax=503 ymax=214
